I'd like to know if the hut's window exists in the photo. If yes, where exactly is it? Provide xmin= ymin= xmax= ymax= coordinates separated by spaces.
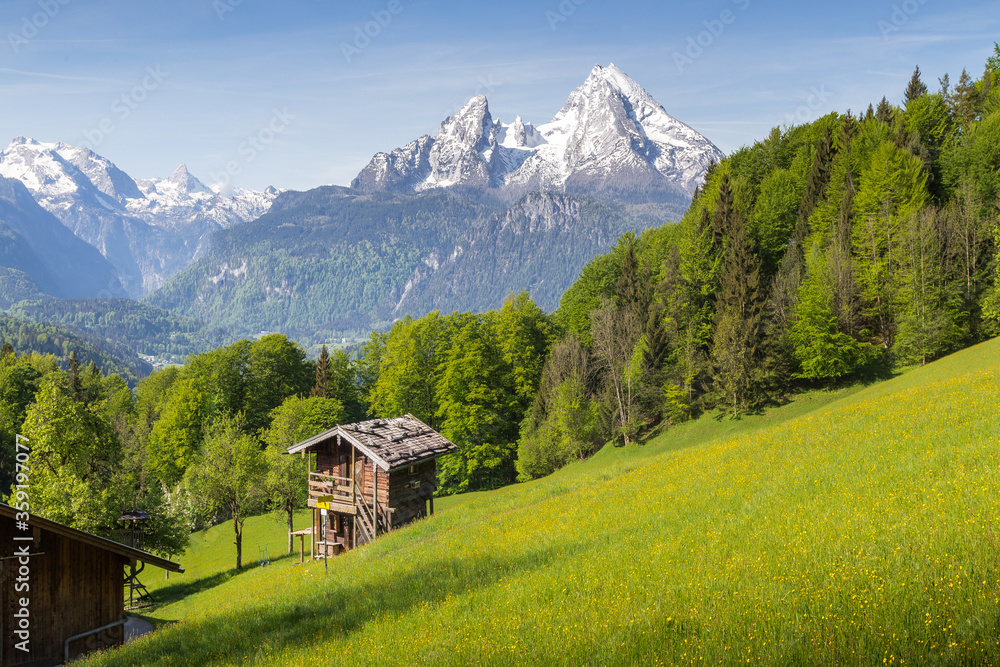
xmin=408 ymin=464 xmax=419 ymax=475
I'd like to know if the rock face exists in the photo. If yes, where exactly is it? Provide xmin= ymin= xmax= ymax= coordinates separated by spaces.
xmin=352 ymin=64 xmax=725 ymax=207
xmin=391 ymin=190 xmax=632 ymax=317
xmin=0 ymin=137 xmax=279 ymax=297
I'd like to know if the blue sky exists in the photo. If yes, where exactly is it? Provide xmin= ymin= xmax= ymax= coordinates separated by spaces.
xmin=0 ymin=0 xmax=996 ymax=191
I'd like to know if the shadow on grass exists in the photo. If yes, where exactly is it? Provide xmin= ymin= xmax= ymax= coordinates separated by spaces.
xmin=146 ymin=550 xmax=302 ymax=607
xmin=103 ymin=544 xmax=581 ymax=666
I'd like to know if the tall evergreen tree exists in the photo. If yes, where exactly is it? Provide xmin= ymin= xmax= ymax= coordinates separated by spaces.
xmin=896 ymin=208 xmax=962 ymax=364
xmin=952 ymin=68 xmax=979 ymax=125
xmin=905 ymin=66 xmax=929 ymax=103
xmin=712 ymin=192 xmax=764 ymax=417
xmin=310 ymin=345 xmax=330 ymax=398
xmin=875 ymin=97 xmax=894 ymax=124
xmin=712 ymin=224 xmax=763 ymax=417
xmin=68 ymin=350 xmax=82 ymax=401
xmin=712 ymin=173 xmax=735 ymax=254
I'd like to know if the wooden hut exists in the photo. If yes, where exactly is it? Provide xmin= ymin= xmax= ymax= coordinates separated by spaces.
xmin=287 ymin=414 xmax=458 ymax=557
xmin=0 ymin=503 xmax=182 ymax=666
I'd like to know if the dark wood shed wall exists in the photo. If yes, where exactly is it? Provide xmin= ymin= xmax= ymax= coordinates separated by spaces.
xmin=1 ymin=513 xmax=124 ymax=667
xmin=386 ymin=462 xmax=438 ymax=526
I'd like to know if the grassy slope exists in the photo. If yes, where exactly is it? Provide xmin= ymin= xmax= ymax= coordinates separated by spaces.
xmin=88 ymin=338 xmax=1000 ymax=665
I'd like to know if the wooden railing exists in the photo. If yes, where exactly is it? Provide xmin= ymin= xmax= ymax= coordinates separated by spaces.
xmin=309 ymin=472 xmax=354 ymax=507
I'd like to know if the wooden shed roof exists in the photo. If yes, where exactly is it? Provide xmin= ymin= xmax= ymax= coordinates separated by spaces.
xmin=0 ymin=503 xmax=183 ymax=573
xmin=287 ymin=414 xmax=458 ymax=471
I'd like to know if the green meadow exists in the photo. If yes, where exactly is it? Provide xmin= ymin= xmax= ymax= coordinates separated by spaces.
xmin=85 ymin=337 xmax=1000 ymax=666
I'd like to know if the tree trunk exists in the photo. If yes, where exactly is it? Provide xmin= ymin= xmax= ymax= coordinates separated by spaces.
xmin=234 ymin=513 xmax=242 ymax=572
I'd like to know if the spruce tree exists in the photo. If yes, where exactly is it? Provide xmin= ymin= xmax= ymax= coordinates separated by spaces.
xmin=68 ymin=350 xmax=82 ymax=401
xmin=904 ymin=66 xmax=928 ymax=103
xmin=712 ymin=173 xmax=735 ymax=255
xmin=712 ymin=218 xmax=763 ymax=418
xmin=938 ymin=73 xmax=951 ymax=104
xmin=615 ymin=237 xmax=651 ymax=316
xmin=952 ymin=68 xmax=979 ymax=125
xmin=710 ymin=176 xmax=763 ymax=418
xmin=310 ymin=345 xmax=330 ymax=398
xmin=0 ymin=342 xmax=13 ymax=358
xmin=799 ymin=127 xmax=835 ymax=226
xmin=875 ymin=97 xmax=894 ymax=124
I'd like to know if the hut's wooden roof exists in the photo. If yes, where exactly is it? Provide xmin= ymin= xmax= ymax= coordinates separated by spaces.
xmin=0 ymin=503 xmax=183 ymax=572
xmin=287 ymin=414 xmax=458 ymax=471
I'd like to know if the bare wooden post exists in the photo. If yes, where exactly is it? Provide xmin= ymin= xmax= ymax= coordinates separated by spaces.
xmin=429 ymin=496 xmax=434 ymax=516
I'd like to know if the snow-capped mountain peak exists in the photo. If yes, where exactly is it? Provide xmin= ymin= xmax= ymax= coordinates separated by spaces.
xmin=351 ymin=64 xmax=724 ymax=203
xmin=164 ymin=163 xmax=212 ymax=195
xmin=0 ymin=137 xmax=281 ymax=296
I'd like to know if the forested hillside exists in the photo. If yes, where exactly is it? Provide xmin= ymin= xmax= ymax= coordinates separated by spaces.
xmin=514 ymin=54 xmax=1000 ymax=477
xmin=0 ymin=315 xmax=151 ymax=383
xmin=5 ymin=298 xmax=221 ymax=358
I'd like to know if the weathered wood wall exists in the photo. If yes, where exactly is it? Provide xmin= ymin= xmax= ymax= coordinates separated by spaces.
xmin=386 ymin=461 xmax=438 ymax=527
xmin=1 ymin=513 xmax=124 ymax=666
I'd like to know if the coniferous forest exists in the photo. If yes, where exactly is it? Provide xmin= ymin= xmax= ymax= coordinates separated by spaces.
xmin=2 ymin=51 xmax=999 ymax=569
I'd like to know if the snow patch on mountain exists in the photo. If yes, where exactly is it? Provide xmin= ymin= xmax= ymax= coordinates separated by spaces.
xmin=0 ymin=137 xmax=280 ymax=295
xmin=352 ymin=64 xmax=724 ymax=203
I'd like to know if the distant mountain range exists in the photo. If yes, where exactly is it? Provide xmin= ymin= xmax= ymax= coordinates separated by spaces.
xmin=0 ymin=64 xmax=723 ymax=346
xmin=0 ymin=138 xmax=278 ymax=298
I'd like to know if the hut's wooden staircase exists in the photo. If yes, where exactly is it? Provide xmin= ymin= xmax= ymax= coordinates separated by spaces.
xmin=354 ymin=481 xmax=377 ymax=546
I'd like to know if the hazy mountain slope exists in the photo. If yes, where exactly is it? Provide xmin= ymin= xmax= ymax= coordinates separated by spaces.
xmin=0 ymin=175 xmax=123 ymax=299
xmin=146 ymin=189 xmax=492 ymax=338
xmin=0 ymin=138 xmax=279 ymax=296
